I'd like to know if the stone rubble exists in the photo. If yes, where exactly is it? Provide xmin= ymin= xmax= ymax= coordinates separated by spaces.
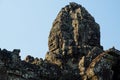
xmin=0 ymin=2 xmax=120 ymax=80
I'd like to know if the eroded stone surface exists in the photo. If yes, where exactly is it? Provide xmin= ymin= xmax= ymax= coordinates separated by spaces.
xmin=0 ymin=2 xmax=120 ymax=80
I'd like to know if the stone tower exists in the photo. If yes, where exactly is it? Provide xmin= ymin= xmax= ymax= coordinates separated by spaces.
xmin=46 ymin=2 xmax=102 ymax=66
xmin=45 ymin=2 xmax=120 ymax=80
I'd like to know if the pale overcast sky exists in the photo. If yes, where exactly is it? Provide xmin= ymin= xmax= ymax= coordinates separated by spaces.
xmin=0 ymin=0 xmax=120 ymax=59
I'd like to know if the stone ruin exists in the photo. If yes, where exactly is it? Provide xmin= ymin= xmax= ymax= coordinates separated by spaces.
xmin=0 ymin=2 xmax=120 ymax=80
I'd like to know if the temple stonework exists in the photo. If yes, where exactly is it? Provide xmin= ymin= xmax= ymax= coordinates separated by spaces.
xmin=0 ymin=2 xmax=120 ymax=80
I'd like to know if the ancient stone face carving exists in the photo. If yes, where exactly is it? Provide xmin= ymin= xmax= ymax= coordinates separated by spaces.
xmin=46 ymin=2 xmax=103 ymax=69
xmin=48 ymin=2 xmax=101 ymax=53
